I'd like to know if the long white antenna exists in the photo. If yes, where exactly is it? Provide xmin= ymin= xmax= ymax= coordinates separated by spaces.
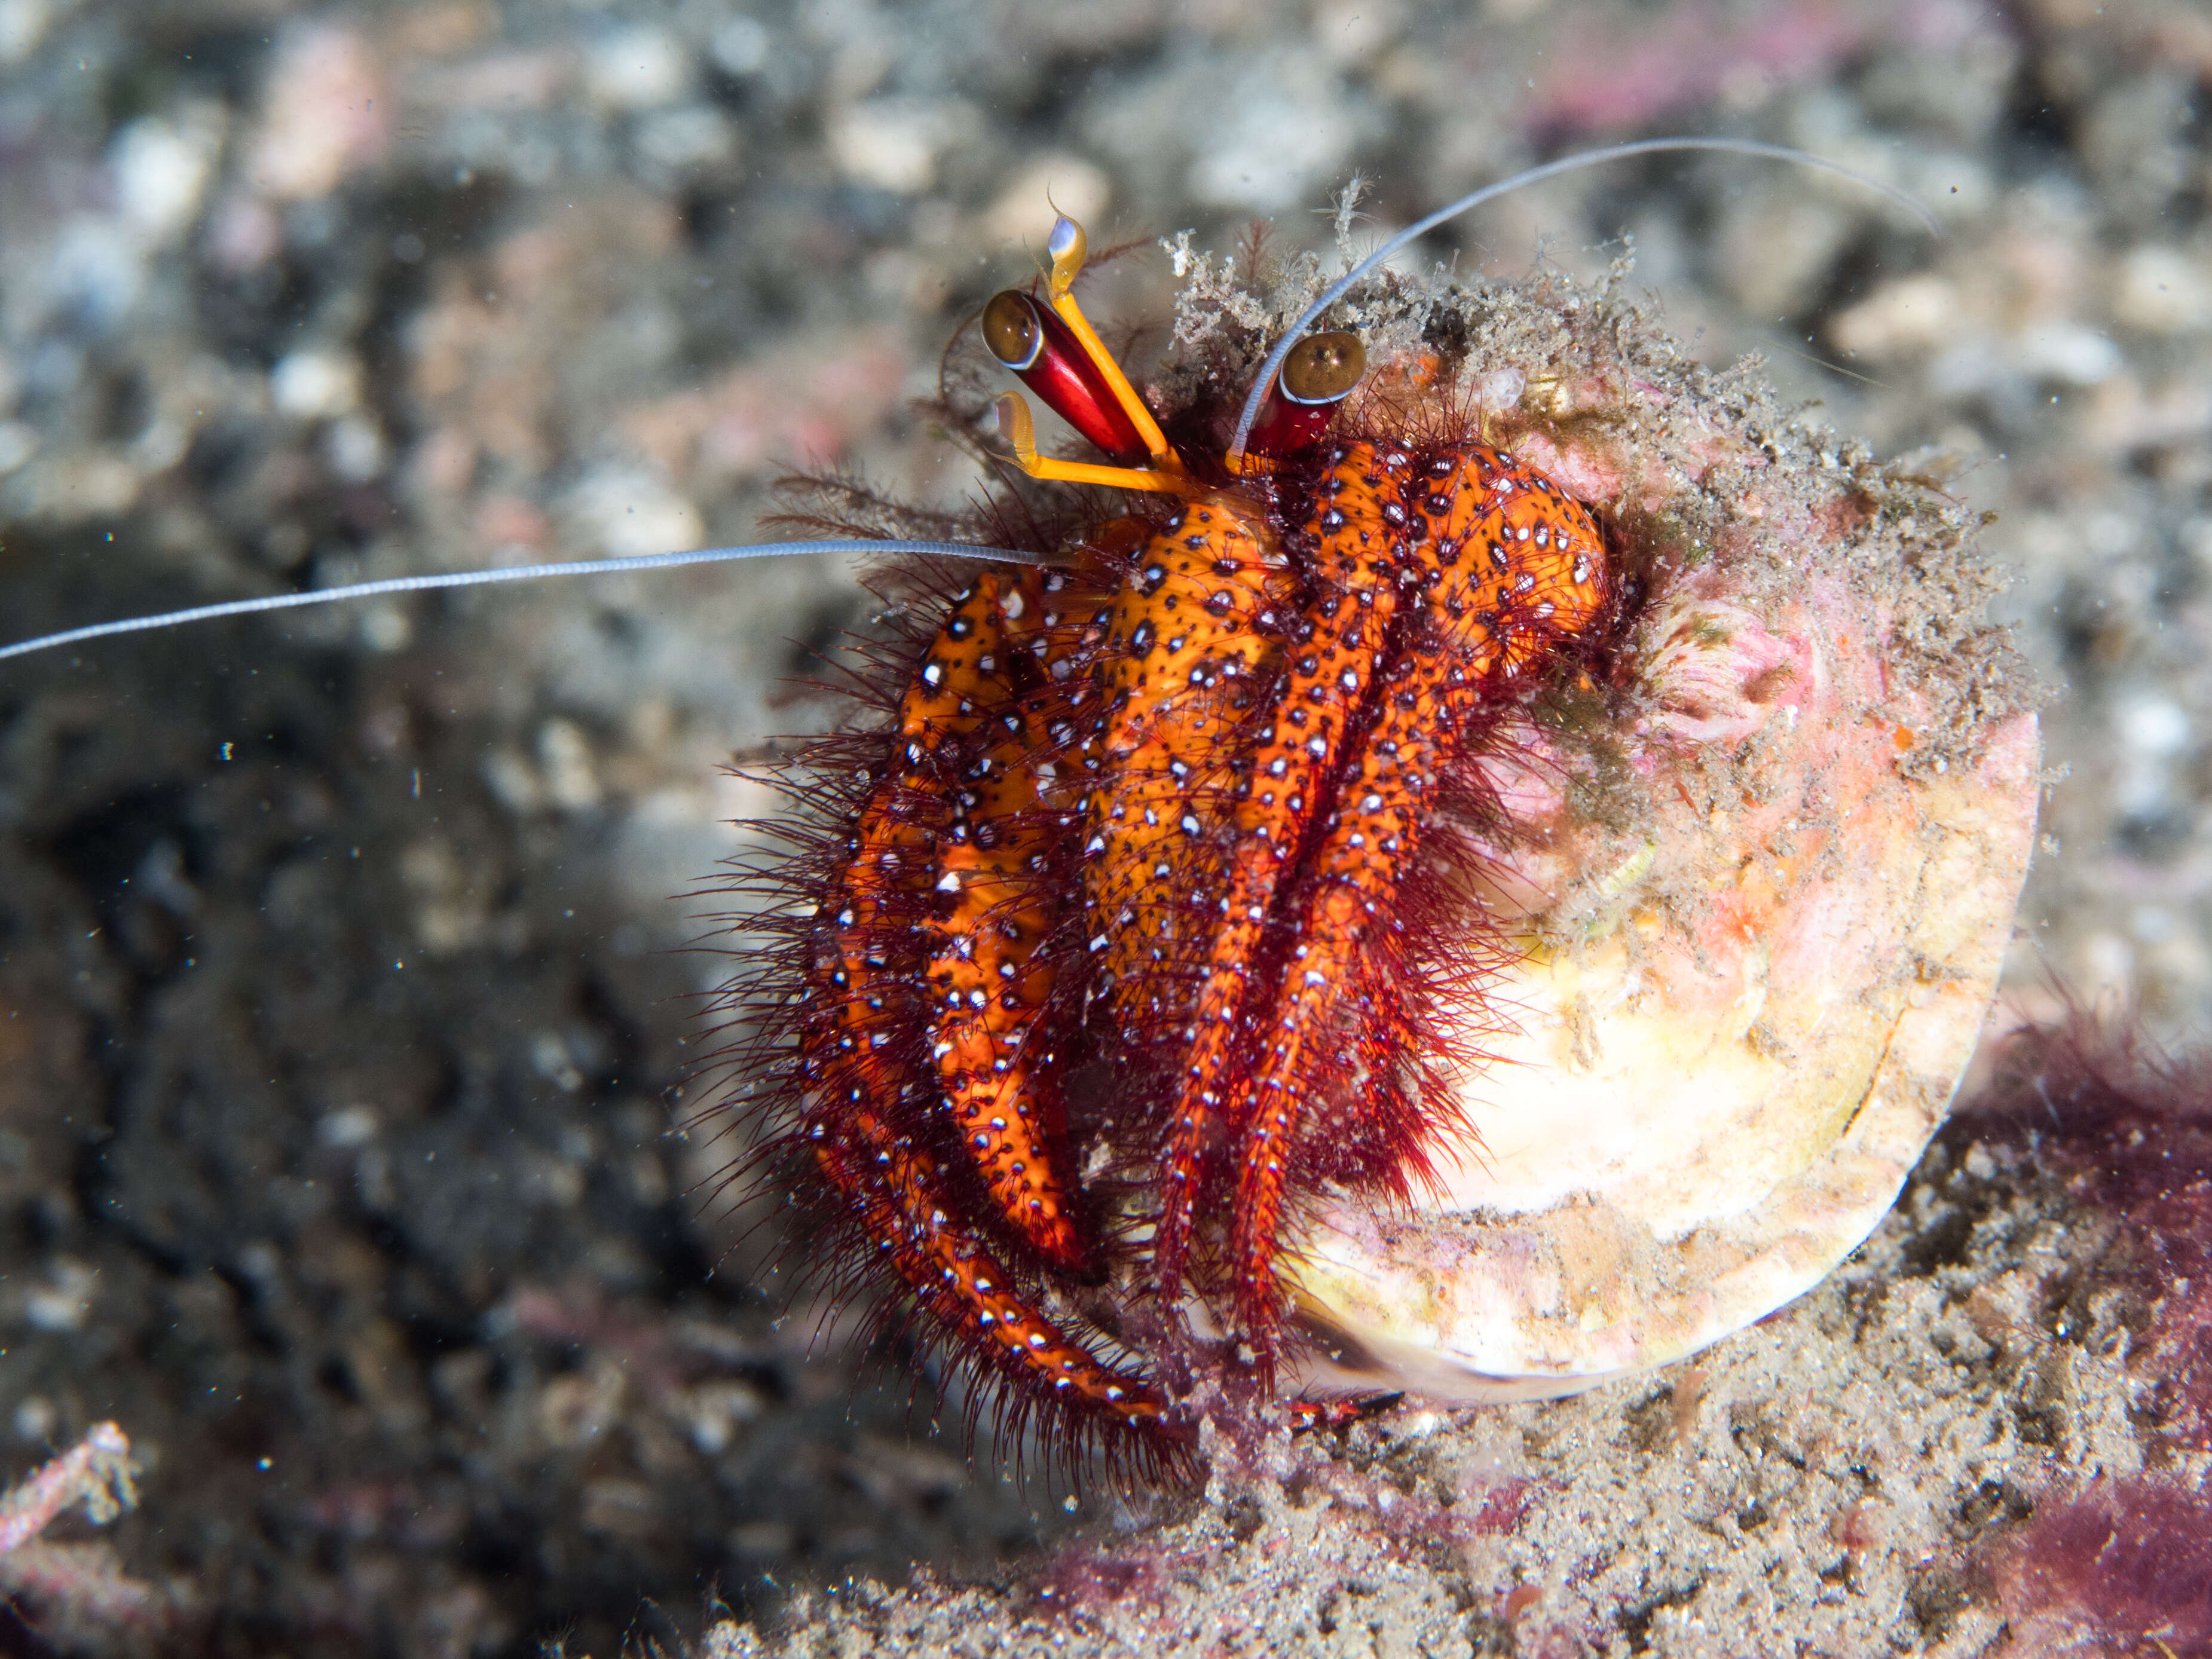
xmin=1225 ymin=136 xmax=1941 ymax=471
xmin=0 ymin=540 xmax=1053 ymax=664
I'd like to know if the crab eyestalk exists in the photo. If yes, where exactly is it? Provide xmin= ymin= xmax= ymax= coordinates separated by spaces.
xmin=1234 ymin=330 xmax=1367 ymax=470
xmin=981 ymin=214 xmax=1191 ymax=496
xmin=982 ymin=289 xmax=1153 ymax=466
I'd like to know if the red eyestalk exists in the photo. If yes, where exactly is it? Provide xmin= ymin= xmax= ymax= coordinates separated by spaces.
xmin=983 ymin=215 xmax=1189 ymax=496
xmin=982 ymin=289 xmax=1151 ymax=464
xmin=1240 ymin=330 xmax=1365 ymax=462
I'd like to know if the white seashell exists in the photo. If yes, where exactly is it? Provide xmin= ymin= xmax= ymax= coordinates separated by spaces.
xmin=1272 ymin=384 xmax=2040 ymax=1404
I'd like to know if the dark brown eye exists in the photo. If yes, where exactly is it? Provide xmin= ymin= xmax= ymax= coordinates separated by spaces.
xmin=1280 ymin=331 xmax=1364 ymax=405
xmin=982 ymin=290 xmax=1045 ymax=370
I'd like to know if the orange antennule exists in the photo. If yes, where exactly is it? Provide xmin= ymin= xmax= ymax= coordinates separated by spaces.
xmin=1042 ymin=216 xmax=1176 ymax=469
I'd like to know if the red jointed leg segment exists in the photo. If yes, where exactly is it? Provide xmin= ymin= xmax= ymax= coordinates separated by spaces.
xmin=803 ymin=565 xmax=1168 ymax=1436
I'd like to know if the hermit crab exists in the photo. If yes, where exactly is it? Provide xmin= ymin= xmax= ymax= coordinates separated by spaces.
xmin=3 ymin=140 xmax=2041 ymax=1477
xmin=712 ymin=201 xmax=2043 ymax=1470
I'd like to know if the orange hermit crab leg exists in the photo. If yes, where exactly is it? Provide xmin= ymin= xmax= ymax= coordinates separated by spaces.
xmin=801 ymin=1060 xmax=1164 ymax=1431
xmin=1140 ymin=452 xmax=1408 ymax=1306
xmin=802 ymin=971 xmax=1159 ymax=1428
xmin=916 ymin=572 xmax=1091 ymax=1272
xmin=1222 ymin=447 xmax=1614 ymax=1352
xmin=1075 ymin=506 xmax=1282 ymax=1262
xmin=803 ymin=567 xmax=1166 ymax=1432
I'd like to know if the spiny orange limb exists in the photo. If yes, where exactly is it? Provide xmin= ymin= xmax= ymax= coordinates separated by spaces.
xmin=1078 ymin=504 xmax=1281 ymax=1038
xmin=1220 ymin=446 xmax=1613 ymax=1354
xmin=916 ymin=574 xmax=1089 ymax=1271
xmin=1137 ymin=457 xmax=1405 ymax=1308
xmin=804 ymin=1116 xmax=1164 ymax=1428
xmin=801 ymin=561 xmax=1168 ymax=1440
